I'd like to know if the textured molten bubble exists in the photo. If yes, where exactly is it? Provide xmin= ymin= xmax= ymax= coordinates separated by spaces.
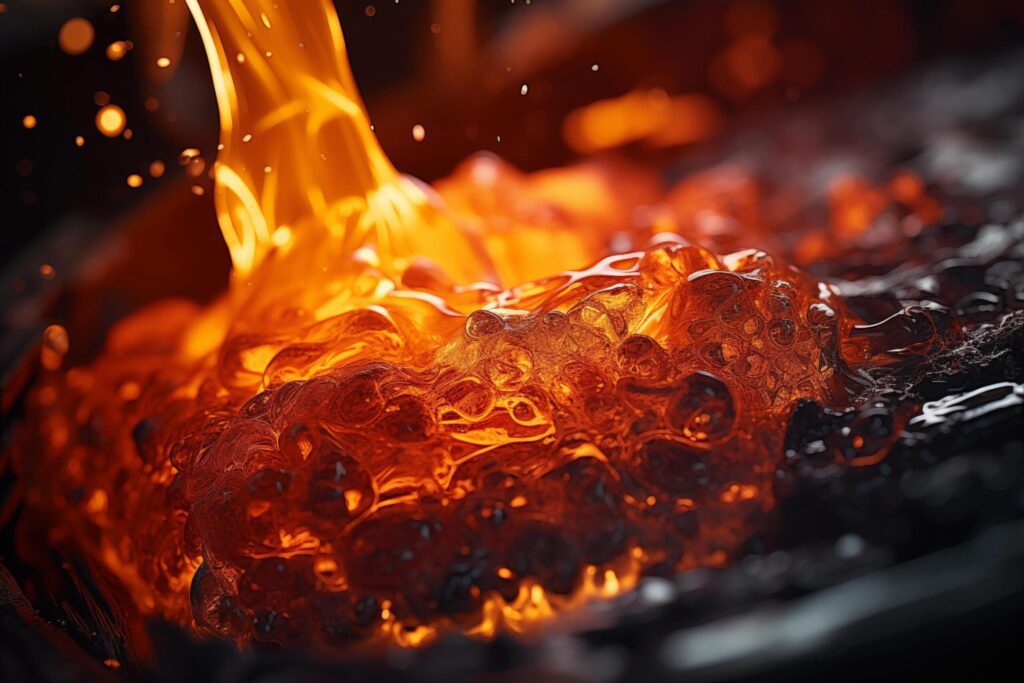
xmin=22 ymin=230 xmax=858 ymax=648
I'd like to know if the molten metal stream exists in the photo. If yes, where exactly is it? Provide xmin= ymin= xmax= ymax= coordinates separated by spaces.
xmin=11 ymin=0 xmax=959 ymax=653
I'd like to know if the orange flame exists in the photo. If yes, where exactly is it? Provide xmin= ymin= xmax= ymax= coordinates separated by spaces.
xmin=185 ymin=0 xmax=486 ymax=285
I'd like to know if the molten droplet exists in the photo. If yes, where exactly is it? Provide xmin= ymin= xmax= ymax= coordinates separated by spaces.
xmin=58 ymin=18 xmax=95 ymax=55
xmin=149 ymin=161 xmax=166 ymax=178
xmin=156 ymin=56 xmax=172 ymax=68
xmin=127 ymin=174 xmax=143 ymax=188
xmin=412 ymin=124 xmax=426 ymax=142
xmin=22 ymin=115 xmax=37 ymax=129
xmin=96 ymin=105 xmax=127 ymax=137
xmin=75 ymin=135 xmax=85 ymax=147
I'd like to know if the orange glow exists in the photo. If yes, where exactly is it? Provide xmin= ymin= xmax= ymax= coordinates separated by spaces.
xmin=96 ymin=104 xmax=127 ymax=137
xmin=709 ymin=36 xmax=782 ymax=99
xmin=829 ymin=174 xmax=889 ymax=242
xmin=563 ymin=89 xmax=722 ymax=153
xmin=21 ymin=114 xmax=37 ymax=129
xmin=12 ymin=0 xmax=931 ymax=655
xmin=106 ymin=41 xmax=131 ymax=61
xmin=724 ymin=0 xmax=778 ymax=39
xmin=58 ymin=17 xmax=95 ymax=55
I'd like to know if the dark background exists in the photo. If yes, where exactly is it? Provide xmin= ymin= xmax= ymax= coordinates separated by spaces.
xmin=2 ymin=0 xmax=1024 ymax=269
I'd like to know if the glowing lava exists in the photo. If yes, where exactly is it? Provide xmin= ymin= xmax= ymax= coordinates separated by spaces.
xmin=11 ymin=0 xmax=918 ymax=652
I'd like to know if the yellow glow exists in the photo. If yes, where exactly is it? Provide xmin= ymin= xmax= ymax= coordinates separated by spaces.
xmin=96 ymin=105 xmax=127 ymax=137
xmin=106 ymin=41 xmax=130 ymax=60
xmin=184 ymin=0 xmax=486 ymax=284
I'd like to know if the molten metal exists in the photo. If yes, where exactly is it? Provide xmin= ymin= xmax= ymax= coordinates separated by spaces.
xmin=11 ymin=0 xmax=965 ymax=652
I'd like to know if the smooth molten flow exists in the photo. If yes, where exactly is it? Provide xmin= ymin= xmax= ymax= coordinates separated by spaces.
xmin=15 ymin=0 xmax=906 ymax=650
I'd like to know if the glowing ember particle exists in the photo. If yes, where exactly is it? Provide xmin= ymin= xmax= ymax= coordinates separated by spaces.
xmin=178 ymin=148 xmax=202 ymax=164
xmin=58 ymin=18 xmax=95 ymax=55
xmin=190 ymin=185 xmax=206 ymax=196
xmin=96 ymin=105 xmax=126 ymax=137
xmin=127 ymin=174 xmax=143 ymax=188
xmin=75 ymin=135 xmax=85 ymax=147
xmin=591 ymin=63 xmax=599 ymax=71
xmin=412 ymin=123 xmax=426 ymax=142
xmin=365 ymin=5 xmax=376 ymax=17
xmin=21 ymin=115 xmax=37 ymax=129
xmin=118 ymin=381 xmax=141 ymax=400
xmin=889 ymin=169 xmax=925 ymax=204
xmin=106 ymin=41 xmax=129 ymax=60
xmin=185 ymin=157 xmax=206 ymax=177
xmin=40 ymin=324 xmax=69 ymax=370
xmin=156 ymin=57 xmax=172 ymax=68
xmin=38 ymin=263 xmax=54 ymax=279
xmin=242 ymin=133 xmax=253 ymax=142
xmin=563 ymin=89 xmax=722 ymax=153
xmin=41 ymin=326 xmax=68 ymax=354
xmin=86 ymin=489 xmax=108 ymax=513
xmin=520 ymin=83 xmax=528 ymax=95
xmin=149 ymin=161 xmax=166 ymax=178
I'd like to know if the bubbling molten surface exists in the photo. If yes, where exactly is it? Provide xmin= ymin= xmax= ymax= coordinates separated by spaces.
xmin=13 ymin=0 xmax=898 ymax=651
